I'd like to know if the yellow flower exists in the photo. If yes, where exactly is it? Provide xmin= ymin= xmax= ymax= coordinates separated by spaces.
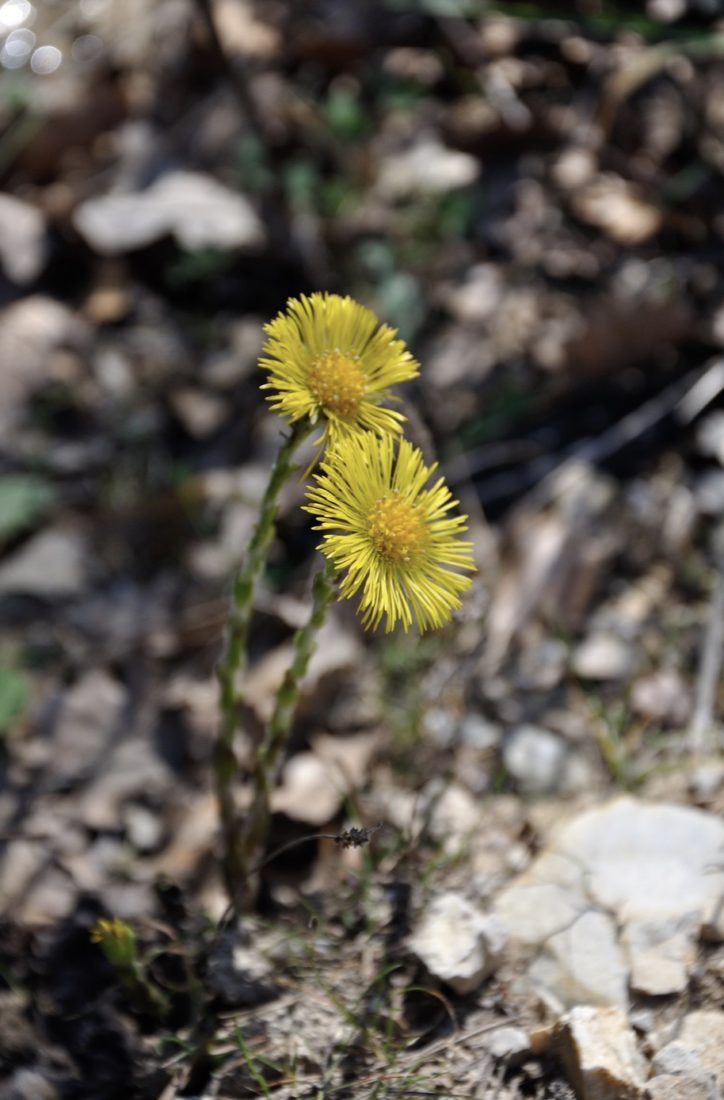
xmin=305 ymin=433 xmax=475 ymax=633
xmin=260 ymin=293 xmax=419 ymax=446
xmin=90 ymin=916 xmax=137 ymax=968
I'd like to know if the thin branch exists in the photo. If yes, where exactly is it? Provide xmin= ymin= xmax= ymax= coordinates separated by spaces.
xmin=688 ymin=562 xmax=724 ymax=756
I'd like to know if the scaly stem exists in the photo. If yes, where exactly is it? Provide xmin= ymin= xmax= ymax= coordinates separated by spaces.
xmin=236 ymin=558 xmax=338 ymax=909
xmin=215 ymin=418 xmax=311 ymax=898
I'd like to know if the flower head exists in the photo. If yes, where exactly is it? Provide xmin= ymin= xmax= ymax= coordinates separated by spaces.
xmin=305 ymin=433 xmax=475 ymax=633
xmin=90 ymin=916 xmax=138 ymax=968
xmin=260 ymin=293 xmax=419 ymax=446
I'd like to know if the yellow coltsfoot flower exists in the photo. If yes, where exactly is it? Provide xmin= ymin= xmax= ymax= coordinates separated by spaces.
xmin=305 ymin=433 xmax=475 ymax=633
xmin=90 ymin=916 xmax=138 ymax=968
xmin=260 ymin=293 xmax=419 ymax=446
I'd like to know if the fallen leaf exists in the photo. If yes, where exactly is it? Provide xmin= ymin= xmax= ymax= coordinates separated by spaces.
xmin=376 ymin=137 xmax=479 ymax=200
xmin=572 ymin=174 xmax=662 ymax=244
xmin=0 ymin=527 xmax=87 ymax=599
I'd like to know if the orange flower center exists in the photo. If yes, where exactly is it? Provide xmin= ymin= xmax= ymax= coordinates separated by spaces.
xmin=308 ymin=351 xmax=365 ymax=419
xmin=369 ymin=495 xmax=424 ymax=563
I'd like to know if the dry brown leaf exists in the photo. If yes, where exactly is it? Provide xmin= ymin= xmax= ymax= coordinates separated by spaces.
xmin=572 ymin=174 xmax=662 ymax=244
xmin=483 ymin=462 xmax=618 ymax=673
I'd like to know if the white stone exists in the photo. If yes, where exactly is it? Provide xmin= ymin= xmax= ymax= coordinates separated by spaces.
xmin=494 ymin=798 xmax=724 ymax=1009
xmin=559 ymin=1006 xmax=647 ymax=1100
xmin=1 ymin=1069 xmax=59 ymax=1100
xmin=630 ymin=669 xmax=691 ymax=726
xmin=495 ymin=850 xmax=587 ymax=946
xmin=428 ymin=783 xmax=482 ymax=845
xmin=52 ymin=670 xmax=127 ymax=783
xmin=376 ymin=137 xmax=479 ymax=200
xmin=0 ymin=527 xmax=86 ymax=597
xmin=74 ymin=171 xmax=265 ymax=255
xmin=676 ymin=1012 xmax=724 ymax=1090
xmin=503 ymin=724 xmax=567 ymax=794
xmin=690 ymin=762 xmax=724 ymax=805
xmin=459 ymin=714 xmax=502 ymax=750
xmin=563 ymin=801 xmax=724 ymax=923
xmin=409 ymin=893 xmax=507 ymax=995
xmin=646 ymin=1074 xmax=720 ymax=1100
xmin=573 ymin=633 xmax=636 ymax=680
xmin=530 ymin=909 xmax=629 ymax=1011
xmin=484 ymin=1026 xmax=530 ymax=1062
xmin=123 ymin=803 xmax=163 ymax=853
xmin=624 ymin=914 xmax=698 ymax=996
xmin=695 ymin=470 xmax=724 ymax=516
xmin=0 ymin=193 xmax=47 ymax=284
xmin=534 ymin=1007 xmax=647 ymax=1100
xmin=647 ymin=0 xmax=686 ymax=22
xmin=653 ymin=1042 xmax=706 ymax=1078
xmin=270 ymin=753 xmax=346 ymax=826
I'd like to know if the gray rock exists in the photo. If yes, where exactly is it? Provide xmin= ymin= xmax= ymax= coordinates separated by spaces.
xmin=423 ymin=706 xmax=458 ymax=747
xmin=653 ymin=1042 xmax=706 ymax=1077
xmin=76 ymin=736 xmax=172 ymax=833
xmin=0 ymin=297 xmax=89 ymax=436
xmin=494 ymin=798 xmax=724 ymax=1010
xmin=376 ymin=137 xmax=479 ymax=200
xmin=483 ymin=1025 xmax=530 ymax=1063
xmin=538 ymin=1006 xmax=647 ymax=1100
xmin=458 ymin=714 xmax=502 ymax=751
xmin=573 ymin=633 xmax=636 ymax=680
xmin=74 ymin=171 xmax=265 ymax=255
xmin=409 ymin=892 xmax=507 ymax=995
xmin=0 ymin=527 xmax=87 ymax=598
xmin=695 ymin=470 xmax=724 ymax=516
xmin=624 ymin=914 xmax=698 ymax=996
xmin=122 ymin=803 xmax=164 ymax=854
xmin=427 ymin=782 xmax=482 ymax=846
xmin=675 ymin=1012 xmax=724 ymax=1090
xmin=503 ymin=724 xmax=567 ymax=794
xmin=205 ymin=930 xmax=277 ymax=1007
xmin=52 ymin=670 xmax=127 ymax=785
xmin=0 ymin=194 xmax=47 ymax=285
xmin=529 ymin=909 xmax=629 ymax=1011
xmin=630 ymin=669 xmax=691 ymax=726
xmin=646 ymin=1075 xmax=721 ymax=1100
xmin=0 ymin=1069 xmax=59 ymax=1100
xmin=517 ymin=639 xmax=568 ymax=690
xmin=629 ymin=1008 xmax=656 ymax=1034
xmin=689 ymin=762 xmax=724 ymax=804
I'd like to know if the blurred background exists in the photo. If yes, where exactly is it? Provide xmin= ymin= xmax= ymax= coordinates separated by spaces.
xmin=4 ymin=1 xmax=724 ymax=1097
xmin=2 ymin=0 xmax=724 ymax=1020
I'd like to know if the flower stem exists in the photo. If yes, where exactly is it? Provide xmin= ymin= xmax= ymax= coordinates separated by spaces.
xmin=215 ymin=418 xmax=310 ymax=898
xmin=235 ymin=558 xmax=338 ymax=909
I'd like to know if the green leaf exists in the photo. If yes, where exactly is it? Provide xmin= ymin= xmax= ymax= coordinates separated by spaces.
xmin=324 ymin=87 xmax=370 ymax=141
xmin=0 ymin=667 xmax=28 ymax=732
xmin=377 ymin=272 xmax=424 ymax=343
xmin=0 ymin=475 xmax=54 ymax=541
xmin=284 ymin=159 xmax=319 ymax=212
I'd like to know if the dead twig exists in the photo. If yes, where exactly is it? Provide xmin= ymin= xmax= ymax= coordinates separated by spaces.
xmin=213 ymin=822 xmax=385 ymax=944
xmin=473 ymin=358 xmax=724 ymax=512
xmin=687 ymin=548 xmax=724 ymax=756
xmin=191 ymin=0 xmax=267 ymax=140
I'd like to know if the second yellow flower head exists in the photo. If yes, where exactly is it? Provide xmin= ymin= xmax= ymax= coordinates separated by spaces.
xmin=305 ymin=432 xmax=475 ymax=633
xmin=260 ymin=292 xmax=419 ymax=447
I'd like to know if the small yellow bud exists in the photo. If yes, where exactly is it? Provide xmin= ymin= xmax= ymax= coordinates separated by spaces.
xmin=90 ymin=917 xmax=137 ymax=969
